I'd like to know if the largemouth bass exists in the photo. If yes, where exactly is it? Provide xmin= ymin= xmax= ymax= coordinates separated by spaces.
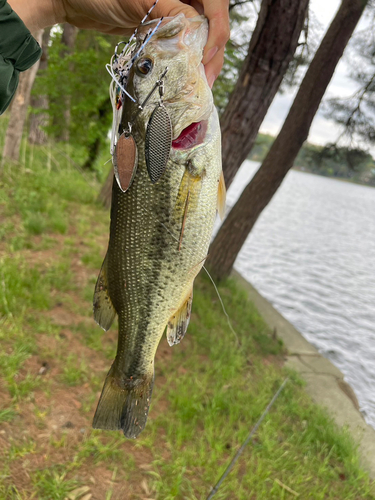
xmin=92 ymin=14 xmax=226 ymax=438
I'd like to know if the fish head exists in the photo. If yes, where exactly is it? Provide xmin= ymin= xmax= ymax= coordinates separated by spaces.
xmin=127 ymin=14 xmax=214 ymax=150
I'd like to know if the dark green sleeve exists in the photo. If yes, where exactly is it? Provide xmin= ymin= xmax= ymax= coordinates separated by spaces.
xmin=0 ymin=0 xmax=42 ymax=115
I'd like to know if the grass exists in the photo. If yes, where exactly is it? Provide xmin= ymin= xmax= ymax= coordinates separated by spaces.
xmin=60 ymin=354 xmax=89 ymax=386
xmin=32 ymin=467 xmax=80 ymax=500
xmin=0 ymin=408 xmax=18 ymax=422
xmin=0 ymin=122 xmax=374 ymax=499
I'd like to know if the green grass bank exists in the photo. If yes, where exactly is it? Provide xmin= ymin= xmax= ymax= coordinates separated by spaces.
xmin=0 ymin=132 xmax=374 ymax=499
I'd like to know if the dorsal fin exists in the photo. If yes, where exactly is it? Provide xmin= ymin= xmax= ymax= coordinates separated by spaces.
xmin=166 ymin=287 xmax=193 ymax=346
xmin=217 ymin=170 xmax=226 ymax=220
xmin=93 ymin=254 xmax=116 ymax=331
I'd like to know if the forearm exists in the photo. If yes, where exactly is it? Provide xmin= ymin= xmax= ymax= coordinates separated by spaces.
xmin=0 ymin=0 xmax=43 ymax=114
xmin=7 ymin=0 xmax=63 ymax=32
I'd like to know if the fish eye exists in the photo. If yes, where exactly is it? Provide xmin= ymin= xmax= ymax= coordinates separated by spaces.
xmin=136 ymin=57 xmax=154 ymax=77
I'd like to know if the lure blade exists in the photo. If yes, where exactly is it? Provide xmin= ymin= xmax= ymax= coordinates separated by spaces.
xmin=145 ymin=105 xmax=172 ymax=183
xmin=113 ymin=133 xmax=138 ymax=192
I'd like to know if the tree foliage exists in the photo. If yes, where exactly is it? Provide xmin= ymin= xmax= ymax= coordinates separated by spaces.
xmin=32 ymin=29 xmax=121 ymax=165
xmin=301 ymin=142 xmax=374 ymax=175
xmin=250 ymin=133 xmax=375 ymax=182
xmin=213 ymin=1 xmax=256 ymax=114
xmin=324 ymin=3 xmax=375 ymax=146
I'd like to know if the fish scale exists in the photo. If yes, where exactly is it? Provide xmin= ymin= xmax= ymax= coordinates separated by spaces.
xmin=92 ymin=14 xmax=224 ymax=438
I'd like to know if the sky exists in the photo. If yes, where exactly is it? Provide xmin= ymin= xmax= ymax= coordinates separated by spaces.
xmin=259 ymin=0 xmax=367 ymax=147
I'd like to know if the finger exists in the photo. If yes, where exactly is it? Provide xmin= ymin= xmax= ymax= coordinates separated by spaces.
xmin=152 ymin=0 xmax=199 ymax=20
xmin=63 ymin=14 xmax=134 ymax=34
xmin=97 ymin=25 xmax=136 ymax=35
xmin=201 ymin=0 xmax=230 ymax=66
xmin=187 ymin=0 xmax=204 ymax=15
xmin=204 ymin=45 xmax=225 ymax=88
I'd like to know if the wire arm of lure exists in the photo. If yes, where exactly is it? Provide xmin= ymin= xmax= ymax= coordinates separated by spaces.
xmin=105 ymin=64 xmax=136 ymax=103
xmin=138 ymin=67 xmax=169 ymax=111
xmin=120 ymin=67 xmax=169 ymax=138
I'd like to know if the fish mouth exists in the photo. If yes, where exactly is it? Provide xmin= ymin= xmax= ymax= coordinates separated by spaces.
xmin=172 ymin=121 xmax=208 ymax=150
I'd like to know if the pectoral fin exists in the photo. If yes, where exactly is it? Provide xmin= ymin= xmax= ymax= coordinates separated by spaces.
xmin=166 ymin=287 xmax=193 ymax=346
xmin=93 ymin=254 xmax=116 ymax=331
xmin=175 ymin=167 xmax=202 ymax=250
xmin=175 ymin=168 xmax=202 ymax=218
xmin=217 ymin=171 xmax=226 ymax=220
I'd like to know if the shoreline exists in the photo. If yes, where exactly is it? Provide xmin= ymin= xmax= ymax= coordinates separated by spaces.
xmin=247 ymin=157 xmax=375 ymax=188
xmin=292 ymin=165 xmax=375 ymax=189
xmin=233 ymin=270 xmax=375 ymax=478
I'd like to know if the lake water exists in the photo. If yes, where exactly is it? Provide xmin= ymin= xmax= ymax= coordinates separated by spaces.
xmin=224 ymin=160 xmax=375 ymax=428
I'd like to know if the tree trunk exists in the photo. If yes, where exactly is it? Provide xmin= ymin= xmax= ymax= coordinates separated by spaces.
xmin=58 ymin=24 xmax=79 ymax=142
xmin=98 ymin=168 xmax=114 ymax=209
xmin=208 ymin=0 xmax=368 ymax=280
xmin=83 ymin=137 xmax=101 ymax=170
xmin=28 ymin=29 xmax=51 ymax=145
xmin=221 ymin=0 xmax=309 ymax=189
xmin=2 ymin=30 xmax=43 ymax=163
xmin=82 ymin=99 xmax=111 ymax=170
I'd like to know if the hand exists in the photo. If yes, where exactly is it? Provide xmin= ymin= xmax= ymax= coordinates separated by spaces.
xmin=185 ymin=1 xmax=230 ymax=88
xmin=8 ymin=0 xmax=230 ymax=86
xmin=153 ymin=0 xmax=230 ymax=87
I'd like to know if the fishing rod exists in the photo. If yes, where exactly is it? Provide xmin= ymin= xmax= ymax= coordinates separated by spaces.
xmin=206 ymin=378 xmax=289 ymax=500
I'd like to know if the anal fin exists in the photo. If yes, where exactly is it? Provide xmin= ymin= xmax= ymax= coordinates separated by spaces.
xmin=166 ymin=287 xmax=193 ymax=346
xmin=93 ymin=254 xmax=116 ymax=331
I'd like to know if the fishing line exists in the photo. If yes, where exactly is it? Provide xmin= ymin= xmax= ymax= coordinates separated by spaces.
xmin=206 ymin=377 xmax=289 ymax=500
xmin=202 ymin=265 xmax=240 ymax=346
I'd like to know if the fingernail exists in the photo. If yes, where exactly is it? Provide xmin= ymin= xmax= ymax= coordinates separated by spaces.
xmin=208 ymin=74 xmax=216 ymax=89
xmin=203 ymin=46 xmax=218 ymax=65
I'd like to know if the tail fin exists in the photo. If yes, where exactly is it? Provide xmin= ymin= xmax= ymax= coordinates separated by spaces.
xmin=92 ymin=364 xmax=154 ymax=438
